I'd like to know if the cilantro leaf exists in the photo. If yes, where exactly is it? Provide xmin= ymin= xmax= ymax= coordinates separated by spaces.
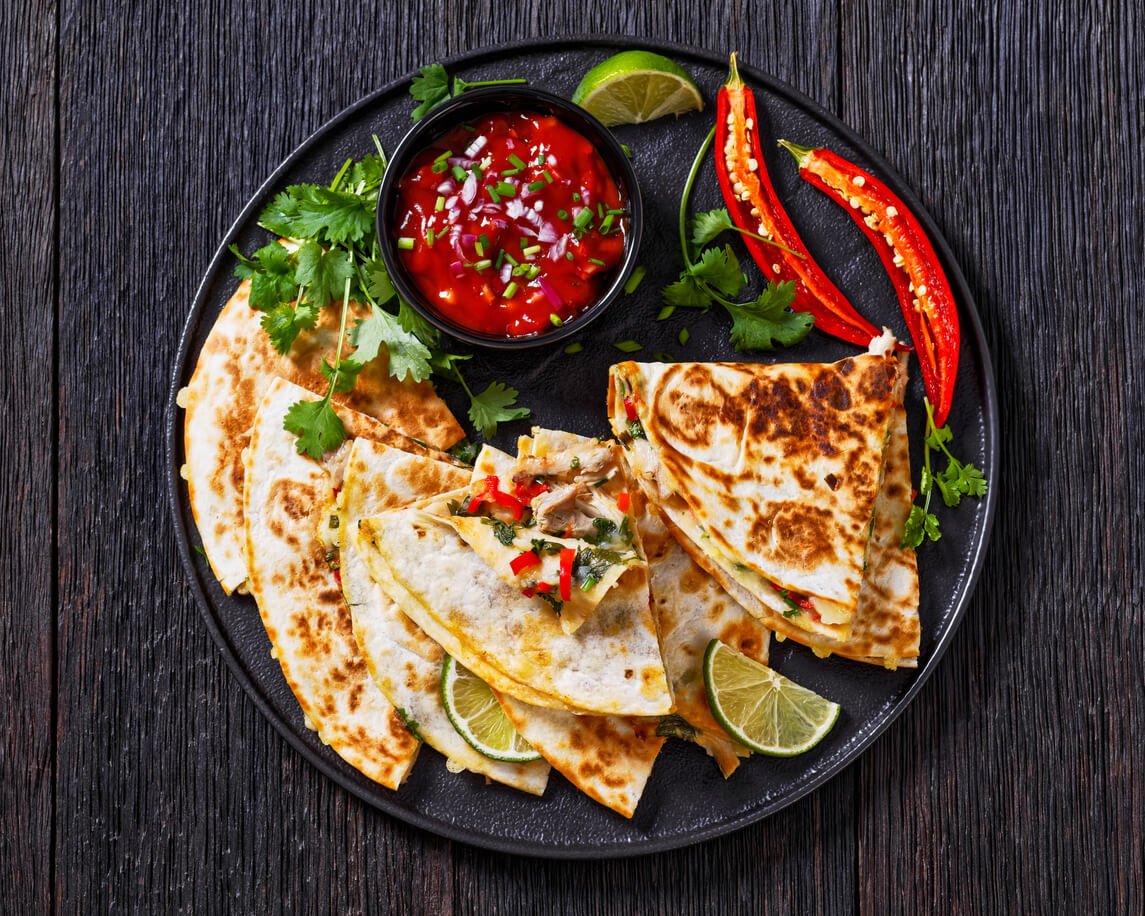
xmin=901 ymin=504 xmax=941 ymax=549
xmin=725 ymin=282 xmax=812 ymax=351
xmin=410 ymin=64 xmax=450 ymax=120
xmin=662 ymin=273 xmax=712 ymax=309
xmin=350 ymin=304 xmax=433 ymax=383
xmin=257 ymin=190 xmax=303 ymax=238
xmin=362 ymin=257 xmax=396 ymax=305
xmin=283 ymin=397 xmax=347 ymax=460
xmin=347 ymin=153 xmax=387 ymax=192
xmin=690 ymin=245 xmax=746 ymax=298
xmin=397 ymin=298 xmax=441 ymax=348
xmin=231 ymin=242 xmax=299 ymax=313
xmin=260 ymin=300 xmax=318 ymax=355
xmin=690 ymin=208 xmax=736 ymax=249
xmin=295 ymin=240 xmax=354 ymax=310
xmin=468 ymin=381 xmax=530 ymax=438
xmin=289 ymin=186 xmax=375 ymax=246
xmin=429 ymin=349 xmax=472 ymax=380
xmin=321 ymin=356 xmax=364 ymax=394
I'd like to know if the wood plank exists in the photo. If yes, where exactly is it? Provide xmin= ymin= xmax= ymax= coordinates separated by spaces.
xmin=0 ymin=0 xmax=57 ymax=911
xmin=842 ymin=0 xmax=1144 ymax=912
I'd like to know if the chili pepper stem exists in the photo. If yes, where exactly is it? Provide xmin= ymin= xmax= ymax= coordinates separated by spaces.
xmin=725 ymin=51 xmax=744 ymax=90
xmin=776 ymin=139 xmax=814 ymax=167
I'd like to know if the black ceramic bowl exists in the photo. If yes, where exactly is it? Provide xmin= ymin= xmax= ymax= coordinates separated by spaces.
xmin=376 ymin=85 xmax=643 ymax=349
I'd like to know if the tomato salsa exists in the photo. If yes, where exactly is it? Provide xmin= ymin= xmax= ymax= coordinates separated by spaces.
xmin=391 ymin=111 xmax=628 ymax=338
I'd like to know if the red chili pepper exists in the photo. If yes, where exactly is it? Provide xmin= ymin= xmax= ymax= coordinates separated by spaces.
xmin=778 ymin=140 xmax=961 ymax=427
xmin=535 ymin=581 xmax=553 ymax=594
xmin=559 ymin=548 xmax=575 ymax=602
xmin=623 ymin=396 xmax=639 ymax=423
xmin=466 ymin=475 xmax=526 ymax=520
xmin=521 ymin=586 xmax=536 ymax=598
xmin=715 ymin=53 xmax=882 ymax=347
xmin=513 ymin=478 xmax=550 ymax=502
xmin=776 ymin=585 xmax=816 ymax=611
xmin=616 ymin=492 xmax=630 ymax=513
xmin=510 ymin=551 xmax=540 ymax=576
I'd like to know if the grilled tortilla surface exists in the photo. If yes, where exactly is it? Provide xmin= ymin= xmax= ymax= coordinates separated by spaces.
xmin=609 ymin=333 xmax=901 ymax=639
xmin=182 ymin=279 xmax=463 ymax=594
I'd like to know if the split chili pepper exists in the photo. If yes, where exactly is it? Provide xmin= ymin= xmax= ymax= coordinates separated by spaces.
xmin=715 ymin=53 xmax=882 ymax=347
xmin=616 ymin=492 xmax=630 ymax=513
xmin=513 ymin=478 xmax=550 ymax=502
xmin=623 ymin=396 xmax=639 ymax=422
xmin=558 ymin=548 xmax=575 ymax=602
xmin=778 ymin=140 xmax=960 ymax=427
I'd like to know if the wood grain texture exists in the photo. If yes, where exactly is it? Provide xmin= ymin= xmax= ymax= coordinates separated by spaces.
xmin=22 ymin=0 xmax=1144 ymax=912
xmin=0 ymin=0 xmax=56 ymax=913
xmin=843 ymin=0 xmax=1144 ymax=912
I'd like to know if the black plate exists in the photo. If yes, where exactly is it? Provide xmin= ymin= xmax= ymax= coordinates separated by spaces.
xmin=166 ymin=37 xmax=997 ymax=858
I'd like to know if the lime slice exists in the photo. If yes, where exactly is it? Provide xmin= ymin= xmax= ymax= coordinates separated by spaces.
xmin=440 ymin=655 xmax=541 ymax=762
xmin=572 ymin=50 xmax=704 ymax=126
xmin=703 ymin=639 xmax=841 ymax=757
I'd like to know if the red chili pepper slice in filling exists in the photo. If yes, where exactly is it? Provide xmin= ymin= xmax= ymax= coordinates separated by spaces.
xmin=510 ymin=551 xmax=540 ymax=575
xmin=623 ymin=396 xmax=639 ymax=423
xmin=616 ymin=492 xmax=630 ymax=513
xmin=558 ymin=548 xmax=575 ymax=602
xmin=778 ymin=141 xmax=960 ymax=427
xmin=715 ymin=53 xmax=882 ymax=347
xmin=466 ymin=475 xmax=526 ymax=520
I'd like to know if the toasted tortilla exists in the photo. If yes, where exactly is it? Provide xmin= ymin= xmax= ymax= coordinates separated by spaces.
xmin=243 ymin=378 xmax=422 ymax=788
xmin=636 ymin=493 xmax=769 ymax=777
xmin=182 ymin=279 xmax=463 ymax=594
xmin=647 ymin=393 xmax=920 ymax=667
xmin=337 ymin=439 xmax=550 ymax=795
xmin=355 ymin=508 xmax=673 ymax=717
xmin=609 ymin=332 xmax=902 ymax=639
xmin=495 ymin=694 xmax=665 ymax=818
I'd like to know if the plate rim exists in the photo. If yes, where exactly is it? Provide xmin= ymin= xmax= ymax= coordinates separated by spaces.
xmin=165 ymin=33 xmax=998 ymax=859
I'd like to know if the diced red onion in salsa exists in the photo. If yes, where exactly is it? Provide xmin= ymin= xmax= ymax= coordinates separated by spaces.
xmin=392 ymin=111 xmax=628 ymax=338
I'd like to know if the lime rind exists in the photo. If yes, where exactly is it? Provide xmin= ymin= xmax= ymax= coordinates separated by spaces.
xmin=572 ymin=51 xmax=703 ymax=127
xmin=703 ymin=639 xmax=841 ymax=757
xmin=440 ymin=655 xmax=541 ymax=763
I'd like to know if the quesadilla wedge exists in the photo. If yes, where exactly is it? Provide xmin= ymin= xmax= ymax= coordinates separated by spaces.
xmin=181 ymin=279 xmax=463 ymax=594
xmin=448 ymin=439 xmax=644 ymax=635
xmin=494 ymin=694 xmax=665 ymax=818
xmin=635 ymin=490 xmax=770 ymax=777
xmin=639 ymin=386 xmax=921 ymax=667
xmin=243 ymin=377 xmax=422 ymax=788
xmin=355 ymin=507 xmax=673 ymax=717
xmin=337 ymin=439 xmax=550 ymax=795
xmin=608 ymin=331 xmax=902 ymax=641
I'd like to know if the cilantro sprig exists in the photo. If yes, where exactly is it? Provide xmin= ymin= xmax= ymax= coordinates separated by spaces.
xmin=661 ymin=127 xmax=815 ymax=352
xmin=231 ymin=132 xmax=530 ymax=457
xmin=409 ymin=63 xmax=527 ymax=121
xmin=901 ymin=399 xmax=988 ymax=549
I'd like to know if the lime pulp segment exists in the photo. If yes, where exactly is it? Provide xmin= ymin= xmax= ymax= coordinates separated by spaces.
xmin=703 ymin=639 xmax=841 ymax=757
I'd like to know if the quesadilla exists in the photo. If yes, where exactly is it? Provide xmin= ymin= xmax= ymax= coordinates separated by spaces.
xmin=181 ymin=279 xmax=463 ymax=594
xmin=337 ymin=439 xmax=550 ymax=795
xmin=635 ymin=492 xmax=770 ymax=777
xmin=354 ymin=507 xmax=673 ymax=717
xmin=608 ymin=331 xmax=902 ymax=642
xmin=494 ymin=694 xmax=665 ymax=818
xmin=243 ymin=377 xmax=424 ymax=788
xmin=448 ymin=436 xmax=644 ymax=635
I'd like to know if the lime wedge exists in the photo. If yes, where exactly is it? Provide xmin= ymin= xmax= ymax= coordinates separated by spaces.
xmin=440 ymin=655 xmax=541 ymax=762
xmin=572 ymin=50 xmax=704 ymax=126
xmin=703 ymin=639 xmax=841 ymax=757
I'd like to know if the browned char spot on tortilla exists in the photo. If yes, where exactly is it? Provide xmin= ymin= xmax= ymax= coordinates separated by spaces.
xmin=749 ymin=502 xmax=837 ymax=571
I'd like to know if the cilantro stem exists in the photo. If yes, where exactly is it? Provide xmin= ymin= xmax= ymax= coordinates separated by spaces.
xmin=327 ymin=256 xmax=355 ymax=397
xmin=330 ymin=157 xmax=353 ymax=192
xmin=679 ymin=127 xmax=716 ymax=270
xmin=371 ymin=135 xmax=388 ymax=168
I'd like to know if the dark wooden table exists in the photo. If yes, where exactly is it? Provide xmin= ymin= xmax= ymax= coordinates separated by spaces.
xmin=5 ymin=0 xmax=1141 ymax=911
